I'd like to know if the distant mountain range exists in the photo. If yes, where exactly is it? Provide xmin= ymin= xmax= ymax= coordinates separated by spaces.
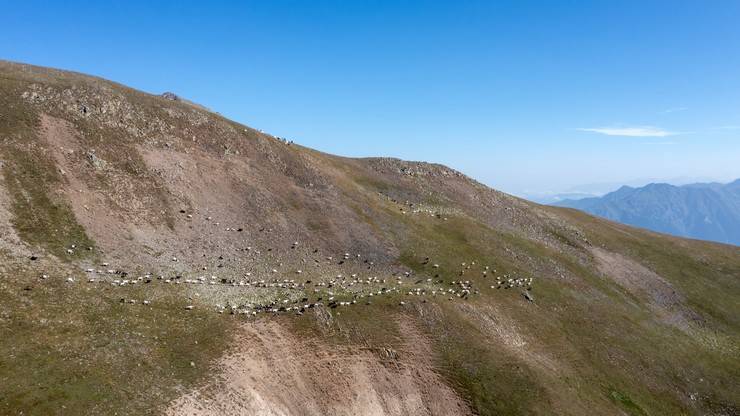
xmin=524 ymin=177 xmax=720 ymax=204
xmin=556 ymin=180 xmax=740 ymax=246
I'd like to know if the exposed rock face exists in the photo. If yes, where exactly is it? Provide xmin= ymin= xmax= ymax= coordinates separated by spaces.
xmin=161 ymin=91 xmax=181 ymax=101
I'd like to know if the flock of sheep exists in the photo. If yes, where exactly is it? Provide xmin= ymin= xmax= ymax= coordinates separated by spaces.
xmin=52 ymin=242 xmax=535 ymax=319
xmin=43 ymin=196 xmax=535 ymax=318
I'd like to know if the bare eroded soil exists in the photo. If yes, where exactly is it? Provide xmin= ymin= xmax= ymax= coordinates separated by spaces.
xmin=167 ymin=320 xmax=471 ymax=416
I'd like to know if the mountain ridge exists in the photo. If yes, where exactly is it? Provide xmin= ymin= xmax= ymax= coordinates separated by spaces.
xmin=1 ymin=60 xmax=739 ymax=416
xmin=556 ymin=180 xmax=740 ymax=246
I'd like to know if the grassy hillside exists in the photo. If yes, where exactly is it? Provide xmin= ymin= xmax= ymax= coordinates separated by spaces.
xmin=1 ymin=60 xmax=738 ymax=416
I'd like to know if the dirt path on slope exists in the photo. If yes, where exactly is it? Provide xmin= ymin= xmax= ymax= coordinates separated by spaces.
xmin=591 ymin=247 xmax=703 ymax=332
xmin=166 ymin=319 xmax=471 ymax=416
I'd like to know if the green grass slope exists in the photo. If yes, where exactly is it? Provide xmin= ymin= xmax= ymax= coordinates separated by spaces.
xmin=0 ymin=60 xmax=738 ymax=415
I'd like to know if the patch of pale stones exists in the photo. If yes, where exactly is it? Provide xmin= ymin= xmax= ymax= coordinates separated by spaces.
xmin=30 ymin=211 xmax=537 ymax=317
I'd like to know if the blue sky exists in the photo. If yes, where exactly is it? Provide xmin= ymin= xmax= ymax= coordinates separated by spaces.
xmin=2 ymin=1 xmax=739 ymax=197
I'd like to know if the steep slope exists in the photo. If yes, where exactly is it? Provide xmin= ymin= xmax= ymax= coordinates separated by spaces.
xmin=556 ymin=181 xmax=740 ymax=246
xmin=1 ymin=61 xmax=739 ymax=416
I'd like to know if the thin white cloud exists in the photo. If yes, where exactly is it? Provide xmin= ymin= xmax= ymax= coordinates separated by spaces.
xmin=577 ymin=126 xmax=677 ymax=137
xmin=659 ymin=107 xmax=688 ymax=114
